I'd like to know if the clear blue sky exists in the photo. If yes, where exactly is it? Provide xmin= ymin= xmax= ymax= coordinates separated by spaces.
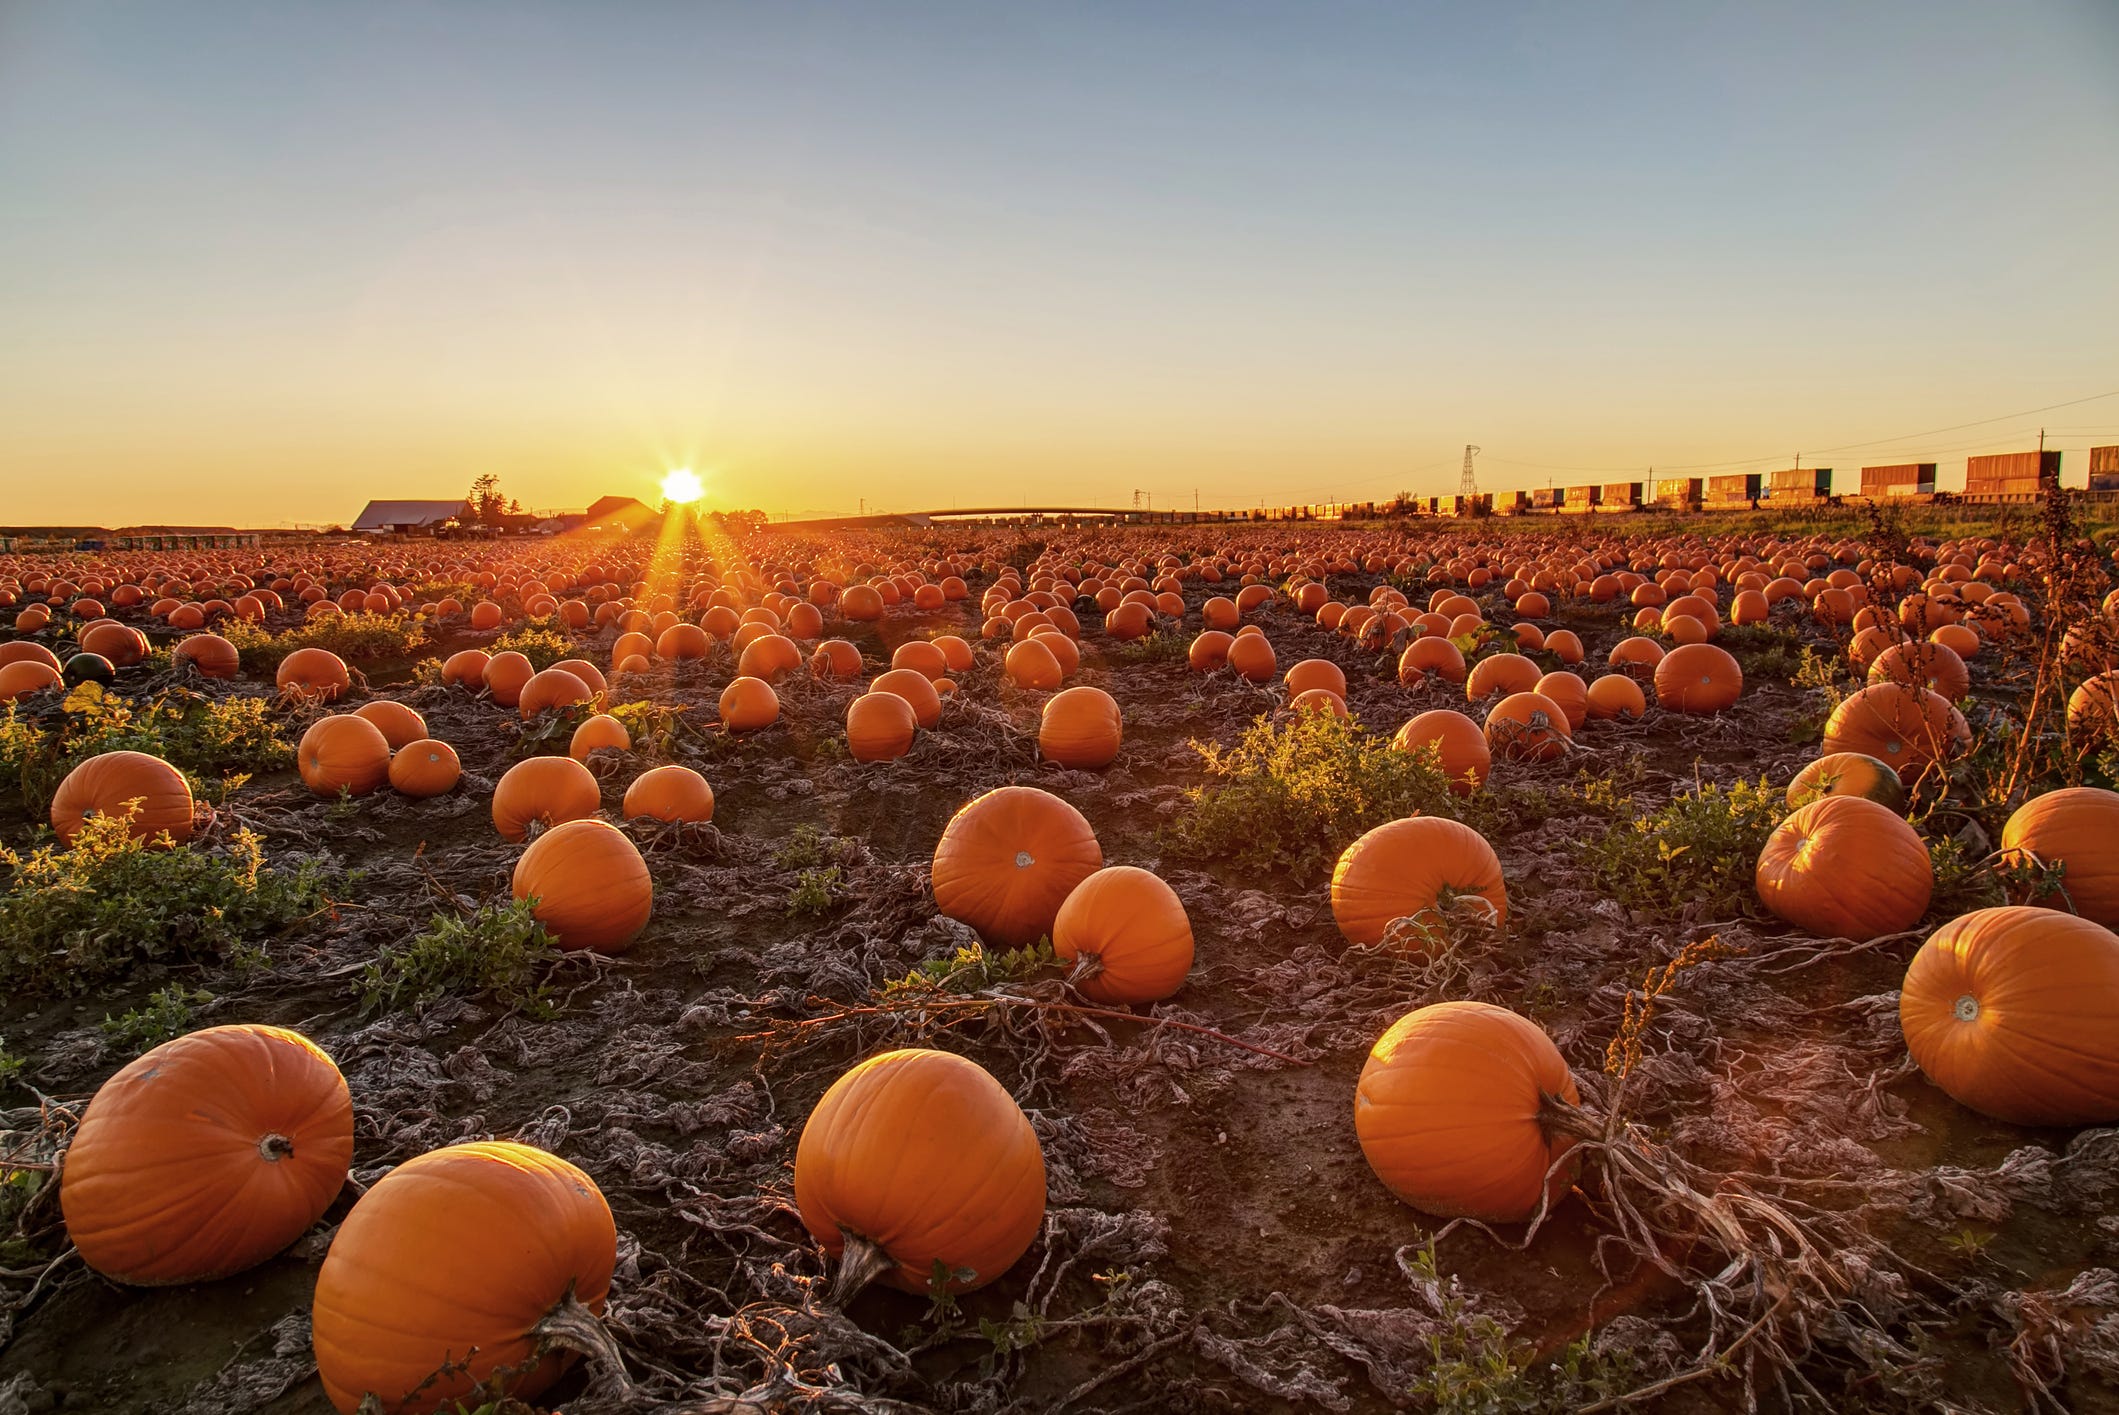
xmin=2 ymin=2 xmax=2115 ymax=523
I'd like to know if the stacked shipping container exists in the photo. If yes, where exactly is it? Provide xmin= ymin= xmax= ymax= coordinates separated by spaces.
xmin=1654 ymin=477 xmax=1703 ymax=510
xmin=1767 ymin=468 xmax=1832 ymax=501
xmin=2090 ymin=446 xmax=2119 ymax=493
xmin=1706 ymin=473 xmax=1762 ymax=505
xmin=1603 ymin=482 xmax=1642 ymax=510
xmin=1860 ymin=463 xmax=1938 ymax=498
xmin=1962 ymin=450 xmax=2060 ymax=500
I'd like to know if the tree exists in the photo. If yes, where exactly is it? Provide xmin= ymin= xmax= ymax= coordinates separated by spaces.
xmin=461 ymin=474 xmax=512 ymax=530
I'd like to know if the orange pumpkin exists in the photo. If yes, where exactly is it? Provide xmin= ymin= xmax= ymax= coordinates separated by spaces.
xmin=1189 ymin=629 xmax=1234 ymax=672
xmin=1004 ymin=636 xmax=1065 ymax=690
xmin=623 ymin=764 xmax=715 ymax=823
xmin=1653 ymin=642 xmax=1742 ymax=713
xmin=78 ymin=620 xmax=148 ymax=666
xmin=932 ymin=786 xmax=1102 ymax=947
xmin=2000 ymin=787 xmax=2119 ymax=928
xmin=440 ymin=648 xmax=490 ymax=688
xmin=50 ymin=750 xmax=195 ymax=845
xmin=794 ymin=1049 xmax=1046 ymax=1297
xmin=811 ymin=640 xmax=865 ymax=679
xmin=1822 ymin=682 xmax=1970 ymax=784
xmin=387 ymin=739 xmax=461 ymax=798
xmin=870 ymin=667 xmax=944 ymax=728
xmin=491 ymin=755 xmax=602 ymax=842
xmin=1484 ymin=690 xmax=1572 ymax=762
xmin=847 ymin=691 xmax=918 ymax=762
xmin=511 ymin=817 xmax=652 ymax=952
xmin=0 ymin=659 xmax=62 ymax=702
xmin=1226 ymin=632 xmax=1277 ymax=683
xmin=1756 ymin=796 xmax=1932 ymax=940
xmin=354 ymin=700 xmax=427 ymax=750
xmin=1584 ymin=674 xmax=1647 ymax=722
xmin=172 ymin=633 xmax=240 ymax=679
xmin=311 ymin=1141 xmax=616 ymax=1415
xmin=1356 ymin=1001 xmax=1579 ymax=1222
xmin=61 ymin=1024 xmax=352 ymax=1286
xmin=517 ymin=667 xmax=594 ymax=720
xmin=568 ymin=712 xmax=631 ymax=760
xmin=1284 ymin=658 xmax=1348 ymax=699
xmin=1531 ymin=671 xmax=1588 ymax=731
xmin=482 ymin=650 xmax=536 ymax=708
xmin=1039 ymin=686 xmax=1122 ymax=768
xmin=1398 ymin=637 xmax=1467 ymax=687
xmin=713 ymin=674 xmax=778 ymax=731
xmin=298 ymin=716 xmax=393 ymax=798
xmin=2068 ymin=672 xmax=2119 ymax=744
xmin=1785 ymin=752 xmax=1908 ymax=813
xmin=1331 ymin=817 xmax=1508 ymax=945
xmin=1052 ymin=866 xmax=1193 ymax=1004
xmin=276 ymin=646 xmax=352 ymax=703
xmin=1392 ymin=709 xmax=1490 ymax=794
xmin=1869 ymin=639 xmax=1970 ymax=703
xmin=1900 ymin=907 xmax=2119 ymax=1125
xmin=1465 ymin=653 xmax=1541 ymax=702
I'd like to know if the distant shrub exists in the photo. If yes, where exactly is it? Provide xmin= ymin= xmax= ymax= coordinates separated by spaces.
xmin=490 ymin=622 xmax=572 ymax=669
xmin=223 ymin=613 xmax=427 ymax=671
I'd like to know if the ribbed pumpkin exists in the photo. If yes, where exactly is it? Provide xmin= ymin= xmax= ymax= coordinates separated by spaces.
xmin=1483 ymin=691 xmax=1572 ymax=762
xmin=1465 ymin=653 xmax=1541 ymax=702
xmin=1052 ymin=866 xmax=1193 ymax=1004
xmin=623 ymin=764 xmax=715 ymax=823
xmin=491 ymin=755 xmax=602 ymax=842
xmin=276 ymin=646 xmax=352 ymax=703
xmin=1004 ymin=636 xmax=1064 ymax=690
xmin=2000 ymin=787 xmax=2119 ymax=927
xmin=1356 ymin=1002 xmax=1579 ymax=1222
xmin=79 ymin=619 xmax=148 ymax=666
xmin=870 ymin=668 xmax=943 ymax=728
xmin=311 ymin=1141 xmax=616 ymax=1415
xmin=511 ymin=818 xmax=652 ymax=952
xmin=354 ymin=700 xmax=427 ymax=750
xmin=719 ymin=675 xmax=781 ymax=731
xmin=568 ymin=712 xmax=631 ymax=760
xmin=847 ymin=690 xmax=919 ymax=762
xmin=794 ymin=1049 xmax=1046 ymax=1299
xmin=387 ymin=739 xmax=462 ymax=798
xmin=1822 ymin=682 xmax=1971 ymax=784
xmin=1900 ymin=907 xmax=2119 ymax=1126
xmin=1653 ymin=642 xmax=1742 ymax=713
xmin=61 ymin=1024 xmax=352 ymax=1286
xmin=811 ymin=639 xmax=864 ymax=679
xmin=1331 ymin=817 xmax=1508 ymax=945
xmin=1869 ymin=639 xmax=1970 ymax=703
xmin=1038 ymin=686 xmax=1122 ymax=769
xmin=1785 ymin=751 xmax=1909 ymax=813
xmin=932 ymin=786 xmax=1102 ymax=947
xmin=1755 ymin=796 xmax=1932 ymax=940
xmin=1585 ymin=673 xmax=1647 ymax=721
xmin=298 ymin=716 xmax=393 ymax=797
xmin=439 ymin=648 xmax=490 ymax=688
xmin=0 ymin=659 xmax=62 ymax=702
xmin=172 ymin=632 xmax=240 ymax=679
xmin=50 ymin=750 xmax=195 ymax=845
xmin=1392 ymin=709 xmax=1490 ymax=794
xmin=517 ymin=667 xmax=594 ymax=720
xmin=482 ymin=650 xmax=536 ymax=708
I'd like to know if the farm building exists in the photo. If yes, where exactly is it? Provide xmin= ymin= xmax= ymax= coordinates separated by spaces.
xmin=350 ymin=500 xmax=464 ymax=535
xmin=579 ymin=496 xmax=659 ymax=532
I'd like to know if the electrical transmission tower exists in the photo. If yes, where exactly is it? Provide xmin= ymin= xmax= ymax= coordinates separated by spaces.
xmin=1459 ymin=445 xmax=1481 ymax=497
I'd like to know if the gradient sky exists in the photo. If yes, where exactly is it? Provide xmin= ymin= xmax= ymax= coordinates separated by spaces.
xmin=4 ymin=2 xmax=2117 ymax=526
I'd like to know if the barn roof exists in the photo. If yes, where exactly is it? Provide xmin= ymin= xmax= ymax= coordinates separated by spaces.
xmin=350 ymin=500 xmax=463 ymax=531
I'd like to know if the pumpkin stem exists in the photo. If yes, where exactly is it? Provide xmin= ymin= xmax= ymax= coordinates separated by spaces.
xmin=828 ymin=1229 xmax=897 ymax=1307
xmin=1066 ymin=952 xmax=1105 ymax=986
xmin=531 ymin=1283 xmax=631 ymax=1394
xmin=257 ymin=1132 xmax=295 ymax=1162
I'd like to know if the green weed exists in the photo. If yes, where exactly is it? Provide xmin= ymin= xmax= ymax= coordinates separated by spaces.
xmin=1582 ymin=778 xmax=1787 ymax=917
xmin=100 ymin=985 xmax=214 ymax=1055
xmin=489 ymin=622 xmax=572 ymax=669
xmin=357 ymin=900 xmax=557 ymax=1017
xmin=884 ymin=941 xmax=1056 ymax=996
xmin=787 ymin=866 xmax=844 ymax=917
xmin=222 ymin=612 xmax=428 ymax=672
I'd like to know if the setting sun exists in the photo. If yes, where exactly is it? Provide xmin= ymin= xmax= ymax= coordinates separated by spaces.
xmin=660 ymin=468 xmax=704 ymax=504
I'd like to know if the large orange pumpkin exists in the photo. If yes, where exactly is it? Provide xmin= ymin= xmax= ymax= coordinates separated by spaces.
xmin=1356 ymin=1001 xmax=1579 ymax=1222
xmin=870 ymin=668 xmax=943 ymax=728
xmin=61 ymin=1024 xmax=352 ymax=1286
xmin=354 ymin=700 xmax=427 ymax=750
xmin=1038 ymin=686 xmax=1122 ymax=768
xmin=50 ymin=750 xmax=195 ymax=845
xmin=847 ymin=691 xmax=918 ymax=762
xmin=172 ymin=633 xmax=240 ymax=679
xmin=2000 ymin=787 xmax=2119 ymax=928
xmin=1900 ymin=907 xmax=2119 ymax=1126
xmin=1755 ymin=796 xmax=1932 ymax=940
xmin=1653 ymin=642 xmax=1742 ymax=713
xmin=568 ymin=712 xmax=631 ymax=760
xmin=0 ymin=659 xmax=61 ymax=702
xmin=491 ymin=755 xmax=602 ymax=842
xmin=1465 ymin=653 xmax=1541 ymax=702
xmin=1822 ymin=682 xmax=1971 ymax=784
xmin=1331 ymin=817 xmax=1508 ymax=945
xmin=388 ymin=739 xmax=461 ymax=798
xmin=511 ymin=817 xmax=652 ymax=952
xmin=1585 ymin=673 xmax=1647 ymax=721
xmin=1483 ymin=691 xmax=1572 ymax=762
xmin=298 ymin=716 xmax=393 ymax=797
xmin=932 ymin=786 xmax=1102 ymax=947
xmin=311 ymin=1141 xmax=616 ymax=1414
xmin=517 ymin=666 xmax=594 ymax=720
xmin=623 ymin=764 xmax=715 ymax=823
xmin=1392 ymin=709 xmax=1490 ymax=794
xmin=482 ymin=650 xmax=536 ymax=708
xmin=1052 ymin=866 xmax=1193 ymax=1004
xmin=276 ymin=647 xmax=352 ymax=703
xmin=719 ymin=675 xmax=781 ymax=731
xmin=794 ymin=1049 xmax=1046 ymax=1298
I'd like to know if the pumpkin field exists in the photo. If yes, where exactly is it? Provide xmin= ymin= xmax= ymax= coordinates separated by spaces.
xmin=6 ymin=498 xmax=2119 ymax=1415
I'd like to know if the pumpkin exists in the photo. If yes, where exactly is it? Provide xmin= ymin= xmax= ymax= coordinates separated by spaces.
xmin=1052 ymin=866 xmax=1193 ymax=1004
xmin=1756 ymin=796 xmax=1932 ymax=940
xmin=1531 ymin=671 xmax=1588 ymax=731
xmin=512 ymin=818 xmax=653 ymax=952
xmin=0 ymin=641 xmax=62 ymax=671
xmin=354 ymin=700 xmax=427 ymax=750
xmin=1483 ymin=691 xmax=1572 ymax=762
xmin=1398 ymin=637 xmax=1467 ymax=687
xmin=1004 ymin=637 xmax=1064 ymax=690
xmin=79 ymin=619 xmax=148 ymax=666
xmin=1465 ymin=653 xmax=1541 ymax=702
xmin=517 ymin=667 xmax=594 ymax=720
xmin=1392 ymin=709 xmax=1490 ymax=794
xmin=1583 ymin=673 xmax=1647 ymax=721
xmin=1038 ymin=686 xmax=1122 ymax=769
xmin=1822 ymin=682 xmax=1971 ymax=784
xmin=1869 ymin=639 xmax=1969 ymax=703
xmin=388 ymin=739 xmax=462 ymax=798
xmin=1284 ymin=659 xmax=1348 ymax=699
xmin=1653 ymin=642 xmax=1742 ymax=713
xmin=311 ymin=1141 xmax=616 ymax=1415
xmin=1900 ymin=907 xmax=2119 ymax=1126
xmin=276 ymin=646 xmax=352 ymax=703
xmin=870 ymin=667 xmax=943 ymax=728
xmin=1786 ymin=752 xmax=1908 ymax=813
xmin=1999 ymin=788 xmax=2119 ymax=927
xmin=719 ymin=675 xmax=781 ymax=731
xmin=482 ymin=650 xmax=536 ymax=708
xmin=892 ymin=640 xmax=950 ymax=680
xmin=623 ymin=764 xmax=715 ymax=823
xmin=932 ymin=786 xmax=1102 ymax=947
xmin=1356 ymin=1001 xmax=1579 ymax=1222
xmin=2067 ymin=672 xmax=2119 ymax=745
xmin=847 ymin=691 xmax=919 ymax=762
xmin=794 ymin=1049 xmax=1046 ymax=1299
xmin=1189 ymin=629 xmax=1233 ymax=672
xmin=1331 ymin=817 xmax=1508 ymax=945
xmin=440 ymin=648 xmax=490 ymax=688
xmin=299 ymin=716 xmax=393 ymax=798
xmin=1226 ymin=633 xmax=1277 ymax=683
xmin=47 ymin=750 xmax=194 ymax=846
xmin=491 ymin=755 xmax=602 ymax=842
xmin=737 ymin=633 xmax=803 ymax=682
xmin=61 ymin=1024 xmax=352 ymax=1286
xmin=172 ymin=632 xmax=240 ymax=679
xmin=568 ymin=712 xmax=631 ymax=760
xmin=0 ymin=659 xmax=61 ymax=702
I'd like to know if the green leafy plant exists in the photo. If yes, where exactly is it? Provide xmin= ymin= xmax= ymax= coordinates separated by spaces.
xmin=609 ymin=699 xmax=688 ymax=757
xmin=775 ymin=824 xmax=830 ymax=871
xmin=0 ymin=814 xmax=334 ymax=995
xmin=786 ymin=865 xmax=844 ymax=917
xmin=1583 ymin=778 xmax=1788 ymax=917
xmin=1165 ymin=711 xmax=1461 ymax=882
xmin=100 ymin=985 xmax=214 ymax=1054
xmin=489 ymin=622 xmax=573 ymax=669
xmin=884 ymin=941 xmax=1056 ymax=996
xmin=1 ymin=683 xmax=293 ymax=811
xmin=1109 ymin=630 xmax=1188 ymax=664
xmin=222 ymin=612 xmax=428 ymax=672
xmin=357 ymin=900 xmax=557 ymax=1018
xmin=0 ymin=1038 xmax=25 ymax=1094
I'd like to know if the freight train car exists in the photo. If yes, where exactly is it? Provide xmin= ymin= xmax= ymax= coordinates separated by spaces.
xmin=1564 ymin=484 xmax=1603 ymax=513
xmin=1654 ymin=477 xmax=1703 ymax=511
xmin=1860 ymin=463 xmax=1938 ymax=498
xmin=1531 ymin=487 xmax=1563 ymax=511
xmin=1601 ymin=481 xmax=1643 ymax=511
xmin=1706 ymin=473 xmax=1762 ymax=506
xmin=1962 ymin=450 xmax=2060 ymax=502
xmin=1767 ymin=468 xmax=1832 ymax=502
xmin=2091 ymin=445 xmax=2119 ymax=494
